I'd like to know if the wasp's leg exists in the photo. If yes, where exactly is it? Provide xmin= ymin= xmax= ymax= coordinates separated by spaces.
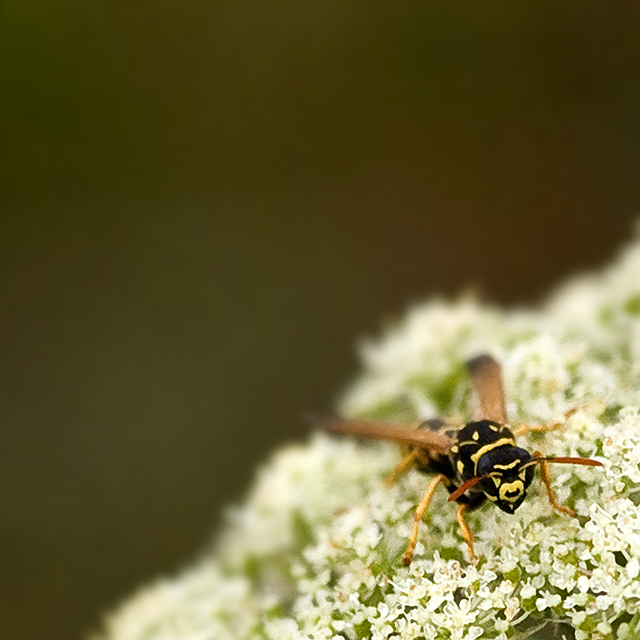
xmin=456 ymin=502 xmax=478 ymax=566
xmin=402 ymin=473 xmax=444 ymax=566
xmin=532 ymin=449 xmax=576 ymax=517
xmin=385 ymin=450 xmax=419 ymax=487
xmin=513 ymin=407 xmax=580 ymax=437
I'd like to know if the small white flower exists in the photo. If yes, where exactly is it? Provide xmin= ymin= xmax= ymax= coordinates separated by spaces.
xmin=520 ymin=581 xmax=536 ymax=600
xmin=504 ymin=597 xmax=520 ymax=621
xmin=494 ymin=619 xmax=509 ymax=632
xmin=466 ymin=626 xmax=483 ymax=640
xmin=535 ymin=591 xmax=562 ymax=611
xmin=571 ymin=611 xmax=587 ymax=626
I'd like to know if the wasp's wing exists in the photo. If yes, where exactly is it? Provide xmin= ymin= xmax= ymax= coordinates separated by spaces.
xmin=317 ymin=416 xmax=453 ymax=453
xmin=466 ymin=354 xmax=508 ymax=424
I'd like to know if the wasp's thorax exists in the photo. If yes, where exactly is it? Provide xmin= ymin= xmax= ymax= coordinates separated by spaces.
xmin=476 ymin=446 xmax=535 ymax=513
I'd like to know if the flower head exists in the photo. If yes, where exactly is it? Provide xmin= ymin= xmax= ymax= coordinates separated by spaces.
xmin=98 ymin=238 xmax=640 ymax=640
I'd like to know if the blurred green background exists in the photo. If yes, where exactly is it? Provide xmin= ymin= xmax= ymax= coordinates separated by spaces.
xmin=2 ymin=2 xmax=640 ymax=639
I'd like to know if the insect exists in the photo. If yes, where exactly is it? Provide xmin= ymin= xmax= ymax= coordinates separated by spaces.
xmin=321 ymin=354 xmax=603 ymax=566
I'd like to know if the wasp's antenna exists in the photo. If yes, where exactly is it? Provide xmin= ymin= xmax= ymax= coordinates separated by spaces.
xmin=520 ymin=456 xmax=603 ymax=472
xmin=447 ymin=475 xmax=489 ymax=502
xmin=447 ymin=456 xmax=602 ymax=502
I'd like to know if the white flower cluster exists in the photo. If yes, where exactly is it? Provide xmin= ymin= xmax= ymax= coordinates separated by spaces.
xmin=97 ymin=239 xmax=640 ymax=640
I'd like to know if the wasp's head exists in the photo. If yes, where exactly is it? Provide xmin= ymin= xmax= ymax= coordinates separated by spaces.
xmin=477 ymin=447 xmax=535 ymax=514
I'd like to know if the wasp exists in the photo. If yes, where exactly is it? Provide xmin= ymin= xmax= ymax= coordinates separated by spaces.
xmin=321 ymin=354 xmax=603 ymax=566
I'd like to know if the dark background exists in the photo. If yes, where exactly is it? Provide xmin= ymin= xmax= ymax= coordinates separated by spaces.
xmin=2 ymin=3 xmax=640 ymax=639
